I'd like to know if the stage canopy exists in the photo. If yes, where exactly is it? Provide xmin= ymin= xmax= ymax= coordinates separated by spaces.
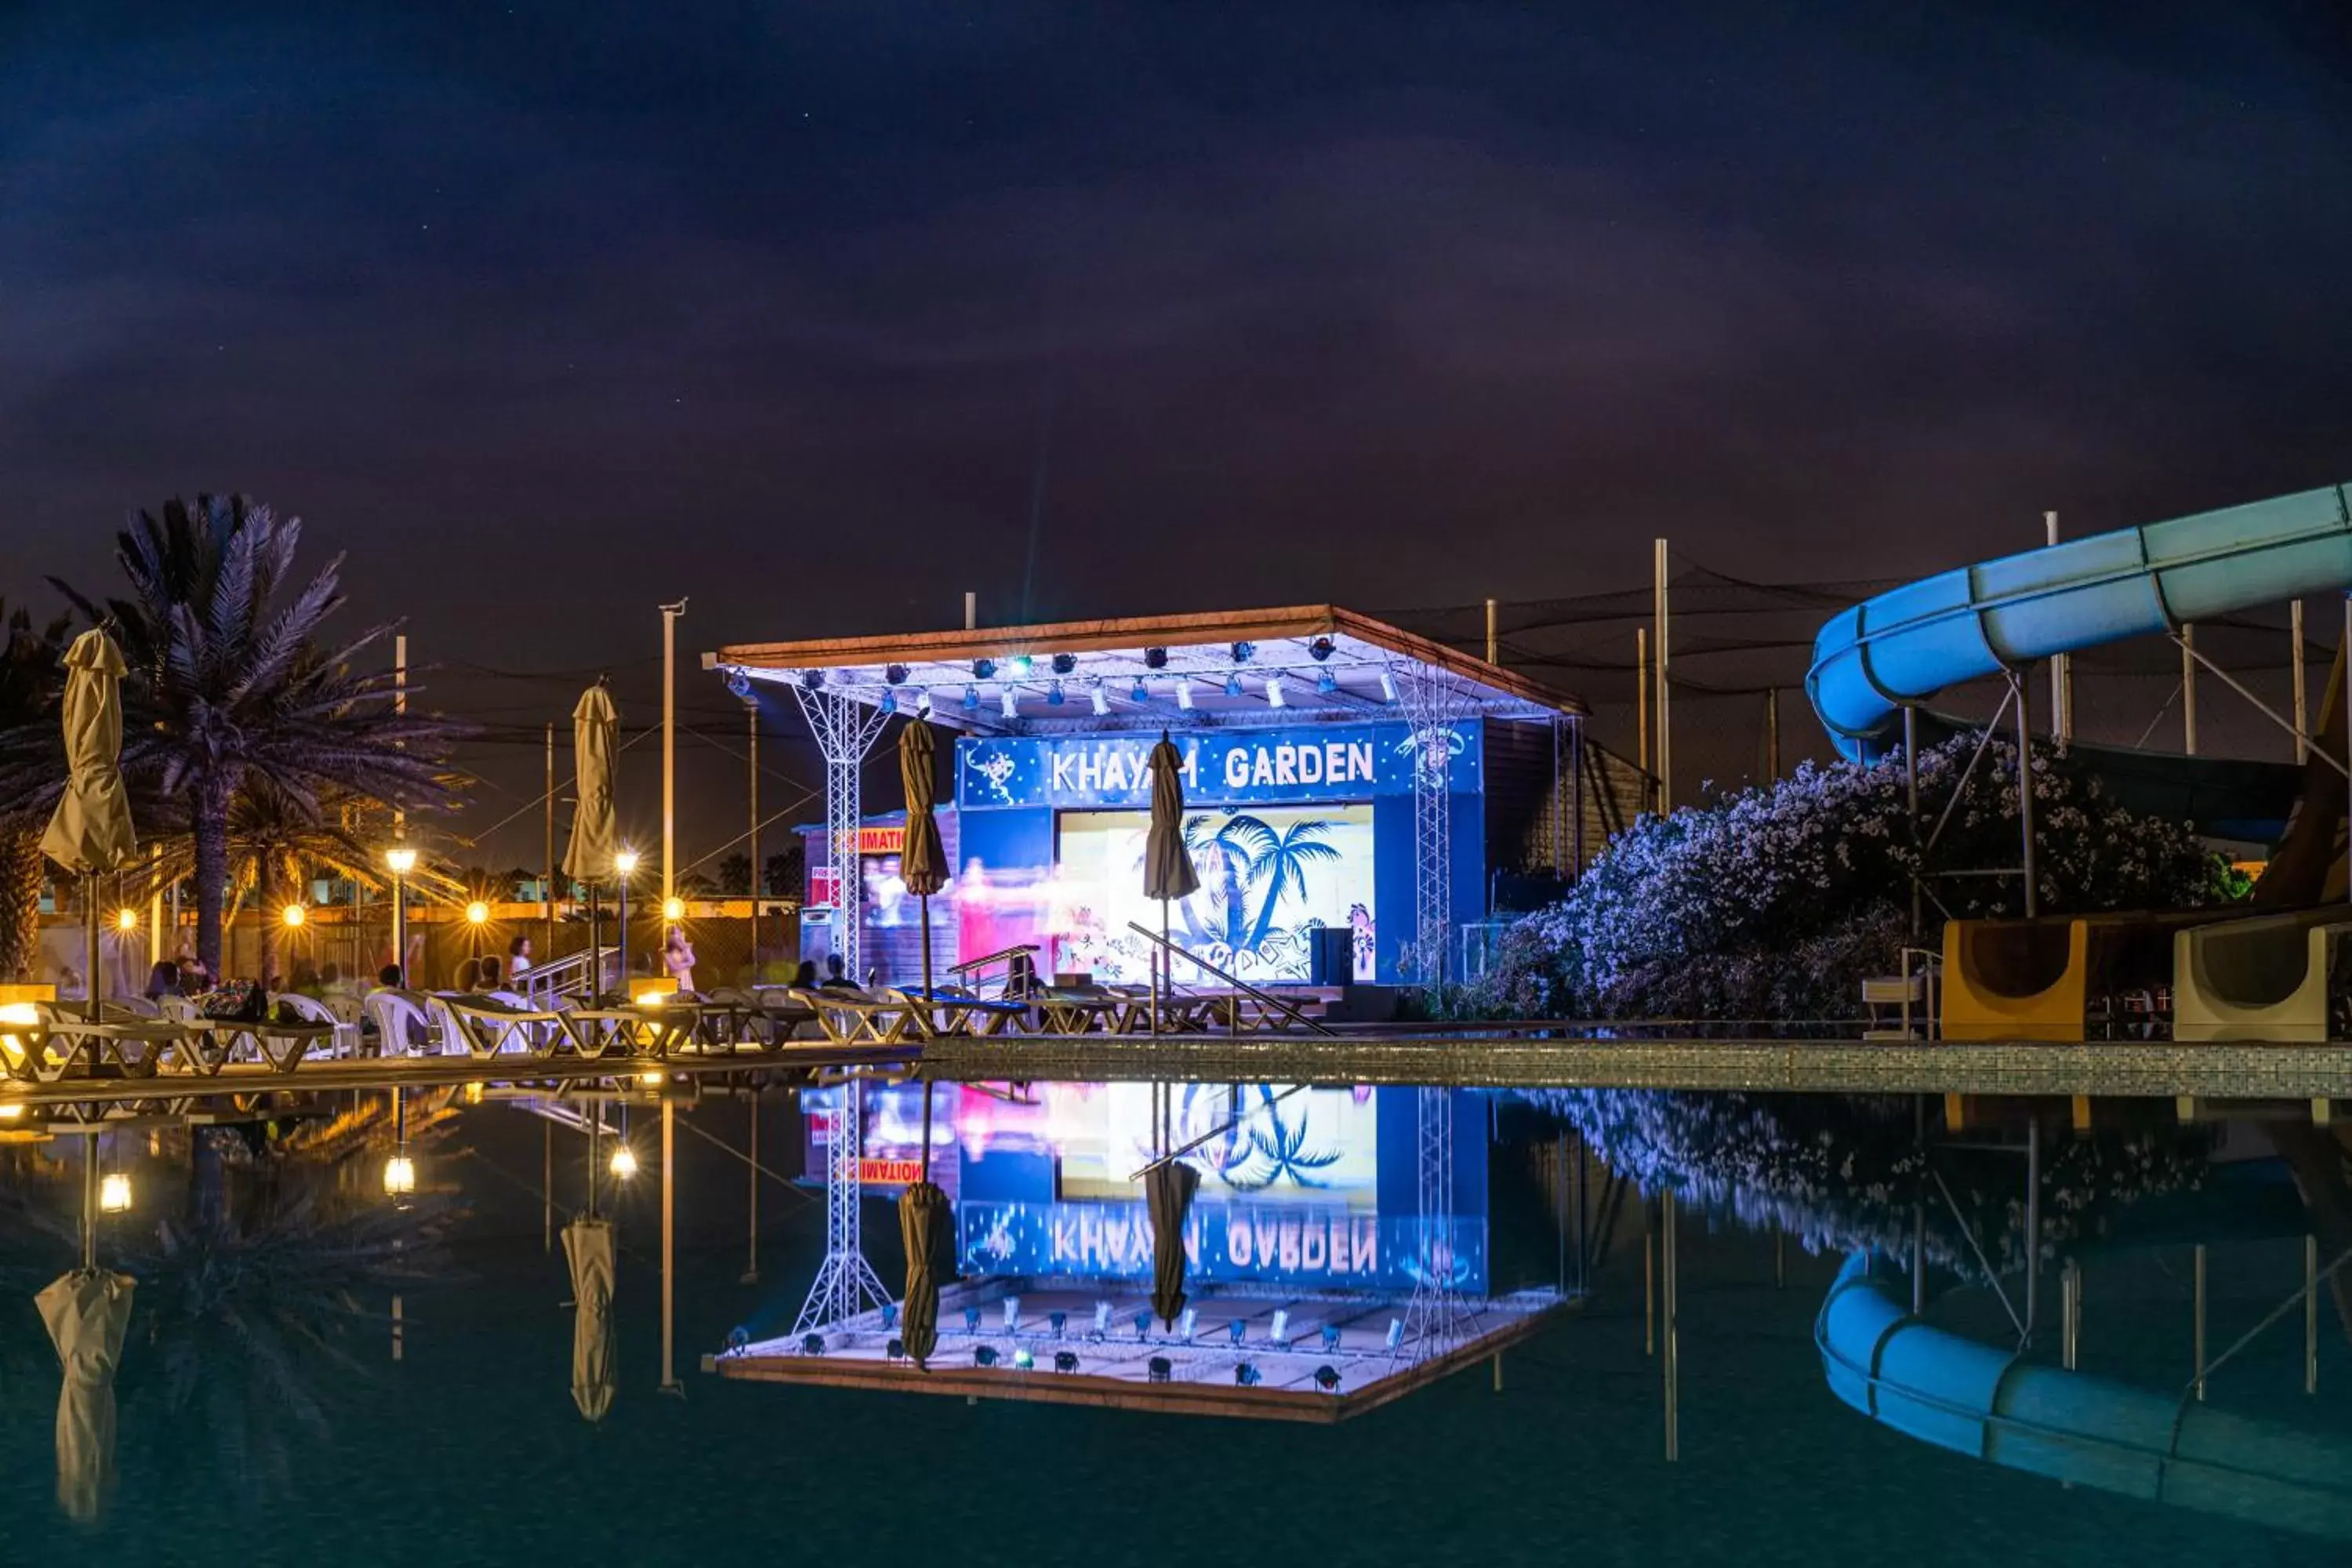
xmin=706 ymin=605 xmax=1583 ymax=735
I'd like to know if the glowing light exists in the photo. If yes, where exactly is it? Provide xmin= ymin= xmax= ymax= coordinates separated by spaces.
xmin=385 ymin=845 xmax=418 ymax=876
xmin=0 ymin=1104 xmax=22 ymax=1120
xmin=1000 ymin=688 xmax=1019 ymax=719
xmin=465 ymin=900 xmax=491 ymax=926
xmin=99 ymin=1173 xmax=132 ymax=1214
xmin=1047 ymin=681 xmax=1065 ymax=706
xmin=1011 ymin=1346 xmax=1035 ymax=1370
xmin=1175 ymin=681 xmax=1193 ymax=712
xmin=878 ymin=688 xmax=896 ymax=716
xmin=916 ymin=689 xmax=933 ymax=717
xmin=640 ymin=1069 xmax=664 ymax=1085
xmin=115 ymin=908 xmax=138 ymax=932
xmin=615 ymin=850 xmax=640 ymax=877
xmin=1265 ymin=674 xmax=1286 ymax=709
xmin=1006 ymin=655 xmax=1033 ymax=678
xmin=1131 ymin=677 xmax=1148 ymax=703
xmin=383 ymin=1153 xmax=417 ymax=1196
xmin=1378 ymin=670 xmax=1399 ymax=703
xmin=281 ymin=903 xmax=306 ymax=928
xmin=609 ymin=1144 xmax=639 ymax=1179
xmin=662 ymin=896 xmax=684 ymax=921
xmin=1317 ymin=667 xmax=1338 ymax=695
xmin=1224 ymin=672 xmax=1243 ymax=699
xmin=962 ymin=685 xmax=979 ymax=711
xmin=1090 ymin=683 xmax=1109 ymax=716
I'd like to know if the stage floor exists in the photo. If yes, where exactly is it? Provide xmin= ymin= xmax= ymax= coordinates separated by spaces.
xmin=710 ymin=1279 xmax=1577 ymax=1421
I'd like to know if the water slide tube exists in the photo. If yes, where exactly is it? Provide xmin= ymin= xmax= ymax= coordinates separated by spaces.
xmin=1808 ymin=484 xmax=2352 ymax=760
xmin=1817 ymin=1252 xmax=2352 ymax=1540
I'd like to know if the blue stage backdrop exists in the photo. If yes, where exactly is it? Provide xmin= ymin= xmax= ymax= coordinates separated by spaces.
xmin=955 ymin=720 xmax=1486 ymax=985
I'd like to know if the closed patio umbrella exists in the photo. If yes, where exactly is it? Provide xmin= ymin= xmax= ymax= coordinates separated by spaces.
xmin=564 ymin=1217 xmax=616 ymax=1422
xmin=898 ymin=719 xmax=948 ymax=1003
xmin=897 ymin=1175 xmax=947 ymax=1367
xmin=42 ymin=628 xmax=136 ymax=1021
xmin=37 ymin=1268 xmax=133 ymax=1522
xmin=1143 ymin=731 xmax=1199 ymax=1033
xmin=564 ymin=681 xmax=620 ymax=1001
xmin=1146 ymin=1160 xmax=1200 ymax=1330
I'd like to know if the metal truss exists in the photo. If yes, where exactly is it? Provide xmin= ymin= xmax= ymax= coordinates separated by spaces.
xmin=1399 ymin=1084 xmax=1475 ymax=1359
xmin=791 ymin=684 xmax=892 ymax=986
xmin=793 ymin=1074 xmax=892 ymax=1334
xmin=1397 ymin=666 xmax=1468 ymax=993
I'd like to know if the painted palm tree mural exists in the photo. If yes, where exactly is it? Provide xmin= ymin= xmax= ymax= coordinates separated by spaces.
xmin=1175 ymin=808 xmax=1356 ymax=978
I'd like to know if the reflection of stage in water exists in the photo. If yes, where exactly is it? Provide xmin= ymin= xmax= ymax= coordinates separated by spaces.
xmin=712 ymin=1278 xmax=1573 ymax=1421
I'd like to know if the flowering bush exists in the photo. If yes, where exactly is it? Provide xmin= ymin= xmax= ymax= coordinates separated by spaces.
xmin=1465 ymin=735 xmax=2236 ymax=1022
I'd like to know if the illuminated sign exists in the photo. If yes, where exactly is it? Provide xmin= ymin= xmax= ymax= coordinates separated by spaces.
xmin=859 ymin=1157 xmax=926 ymax=1185
xmin=957 ymin=721 xmax=1479 ymax=811
xmin=856 ymin=826 xmax=905 ymax=854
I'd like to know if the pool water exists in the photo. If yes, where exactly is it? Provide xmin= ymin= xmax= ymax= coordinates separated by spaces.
xmin=0 ymin=1087 xmax=2342 ymax=1566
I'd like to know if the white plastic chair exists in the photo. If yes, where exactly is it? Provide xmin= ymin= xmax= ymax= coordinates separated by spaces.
xmin=269 ymin=992 xmax=362 ymax=1058
xmin=362 ymin=988 xmax=439 ymax=1056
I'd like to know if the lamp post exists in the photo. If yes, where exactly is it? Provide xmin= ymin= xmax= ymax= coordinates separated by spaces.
xmin=615 ymin=849 xmax=639 ymax=996
xmin=659 ymin=600 xmax=688 ymax=916
xmin=386 ymin=845 xmax=417 ymax=985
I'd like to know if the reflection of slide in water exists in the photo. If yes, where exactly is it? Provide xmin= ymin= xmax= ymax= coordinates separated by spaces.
xmin=1816 ymin=1253 xmax=2352 ymax=1541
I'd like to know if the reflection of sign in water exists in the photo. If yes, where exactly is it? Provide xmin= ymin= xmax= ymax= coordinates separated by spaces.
xmin=859 ymin=1157 xmax=925 ymax=1185
xmin=959 ymin=1200 xmax=1486 ymax=1292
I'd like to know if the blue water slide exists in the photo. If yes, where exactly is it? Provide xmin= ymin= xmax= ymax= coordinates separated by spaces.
xmin=1809 ymin=485 xmax=2352 ymax=759
xmin=1816 ymin=1252 xmax=2352 ymax=1540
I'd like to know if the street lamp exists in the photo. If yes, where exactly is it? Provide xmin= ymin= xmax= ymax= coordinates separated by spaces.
xmin=614 ymin=849 xmax=640 ymax=994
xmin=385 ymin=845 xmax=417 ymax=986
xmin=99 ymin=1172 xmax=132 ymax=1214
xmin=609 ymin=1143 xmax=639 ymax=1180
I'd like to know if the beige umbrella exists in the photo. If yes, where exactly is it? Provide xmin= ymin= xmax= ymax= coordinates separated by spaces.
xmin=1143 ymin=732 xmax=1200 ymax=1033
xmin=564 ymin=1217 xmax=616 ymax=1422
xmin=895 ymin=718 xmax=952 ymax=1364
xmin=37 ymin=1268 xmax=133 ymax=1522
xmin=42 ymin=628 xmax=136 ymax=1022
xmin=897 ymin=1177 xmax=947 ymax=1367
xmin=564 ymin=682 xmax=620 ymax=1001
xmin=899 ymin=719 xmax=948 ymax=1000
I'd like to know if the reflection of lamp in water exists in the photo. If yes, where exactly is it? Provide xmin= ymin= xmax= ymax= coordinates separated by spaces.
xmin=609 ymin=1144 xmax=639 ymax=1180
xmin=98 ymin=1172 xmax=132 ymax=1214
xmin=383 ymin=1153 xmax=416 ymax=1196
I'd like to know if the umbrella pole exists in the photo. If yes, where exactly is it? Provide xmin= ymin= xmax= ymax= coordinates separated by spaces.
xmin=85 ymin=871 xmax=102 ymax=1024
xmin=919 ymin=887 xmax=935 ymax=1183
xmin=920 ymin=1078 xmax=934 ymax=1183
xmin=82 ymin=1134 xmax=98 ymax=1273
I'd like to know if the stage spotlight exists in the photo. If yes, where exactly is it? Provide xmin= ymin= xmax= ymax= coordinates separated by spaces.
xmin=884 ymin=663 xmax=908 ymax=686
xmin=963 ymin=684 xmax=979 ymax=711
xmin=1320 ymin=1323 xmax=1342 ymax=1350
xmin=1012 ymin=1347 xmax=1035 ymax=1370
xmin=916 ymin=690 xmax=934 ymax=717
xmin=1229 ymin=641 xmax=1255 ymax=664
xmin=1053 ymin=1350 xmax=1079 ymax=1374
xmin=1049 ymin=1310 xmax=1067 ymax=1338
xmin=725 ymin=668 xmax=753 ymax=699
xmin=1174 ymin=681 xmax=1193 ymax=711
xmin=879 ymin=688 xmax=897 ymax=715
xmin=725 ymin=1326 xmax=751 ymax=1350
xmin=880 ymin=1301 xmax=899 ymax=1329
xmin=1308 ymin=636 xmax=1336 ymax=661
xmin=800 ymin=669 xmax=826 ymax=691
xmin=1047 ymin=681 xmax=1065 ymax=706
xmin=1001 ymin=688 xmax=1019 ymax=719
xmin=964 ymin=1307 xmax=983 ymax=1331
xmin=974 ymin=1345 xmax=1000 ymax=1368
xmin=1224 ymin=672 xmax=1242 ymax=699
xmin=1379 ymin=669 xmax=1399 ymax=703
xmin=1007 ymin=655 xmax=1033 ymax=677
xmin=886 ymin=1338 xmax=907 ymax=1361
xmin=800 ymin=1334 xmax=826 ymax=1357
xmin=1131 ymin=677 xmax=1149 ymax=703
xmin=1234 ymin=1362 xmax=1262 ymax=1387
xmin=1050 ymin=652 xmax=1076 ymax=676
xmin=1264 ymin=674 xmax=1285 ymax=709
xmin=1147 ymin=1356 xmax=1172 ymax=1384
xmin=1317 ymin=667 xmax=1338 ymax=695
xmin=1228 ymin=1319 xmax=1247 ymax=1345
xmin=1143 ymin=646 xmax=1169 ymax=669
xmin=1134 ymin=1311 xmax=1152 ymax=1340
xmin=1313 ymin=1365 xmax=1341 ymax=1392
xmin=1090 ymin=682 xmax=1109 ymax=716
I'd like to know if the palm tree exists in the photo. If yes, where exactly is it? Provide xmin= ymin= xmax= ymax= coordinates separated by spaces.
xmin=1241 ymin=817 xmax=1342 ymax=953
xmin=0 ymin=600 xmax=71 ymax=982
xmin=56 ymin=496 xmax=464 ymax=973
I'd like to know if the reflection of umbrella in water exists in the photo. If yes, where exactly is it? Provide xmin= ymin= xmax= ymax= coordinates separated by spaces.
xmin=564 ymin=1217 xmax=616 ymax=1422
xmin=37 ymin=1268 xmax=133 ymax=1523
xmin=897 ymin=1176 xmax=947 ymax=1367
xmin=1147 ymin=1160 xmax=1200 ymax=1329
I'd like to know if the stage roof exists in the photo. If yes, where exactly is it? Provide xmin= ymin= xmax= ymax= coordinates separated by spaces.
xmin=705 ymin=604 xmax=1583 ymax=735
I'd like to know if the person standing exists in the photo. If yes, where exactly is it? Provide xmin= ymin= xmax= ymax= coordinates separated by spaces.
xmin=661 ymin=927 xmax=696 ymax=994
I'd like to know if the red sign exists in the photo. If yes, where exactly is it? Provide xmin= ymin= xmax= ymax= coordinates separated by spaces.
xmin=856 ymin=826 xmax=905 ymax=855
xmin=810 ymin=868 xmax=842 ymax=907
xmin=858 ymin=1157 xmax=925 ymax=1185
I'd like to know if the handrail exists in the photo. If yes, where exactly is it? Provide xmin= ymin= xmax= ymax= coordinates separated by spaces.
xmin=1121 ymin=921 xmax=1336 ymax=1036
xmin=947 ymin=943 xmax=1038 ymax=979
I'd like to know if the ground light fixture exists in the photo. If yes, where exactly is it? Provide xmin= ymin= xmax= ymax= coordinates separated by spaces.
xmin=1313 ymin=1365 xmax=1341 ymax=1392
xmin=800 ymin=1334 xmax=826 ymax=1357
xmin=1052 ymin=1351 xmax=1079 ymax=1374
xmin=1147 ymin=1356 xmax=1171 ymax=1383
xmin=114 ymin=909 xmax=137 ymax=932
xmin=1012 ymin=1347 xmax=1035 ymax=1370
xmin=973 ymin=1345 xmax=999 ymax=1368
xmin=1233 ymin=1362 xmax=1261 ymax=1387
xmin=99 ymin=1172 xmax=132 ymax=1214
xmin=466 ymin=900 xmax=491 ymax=926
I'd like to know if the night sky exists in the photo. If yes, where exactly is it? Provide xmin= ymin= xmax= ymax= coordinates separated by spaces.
xmin=6 ymin=3 xmax=2352 ymax=862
